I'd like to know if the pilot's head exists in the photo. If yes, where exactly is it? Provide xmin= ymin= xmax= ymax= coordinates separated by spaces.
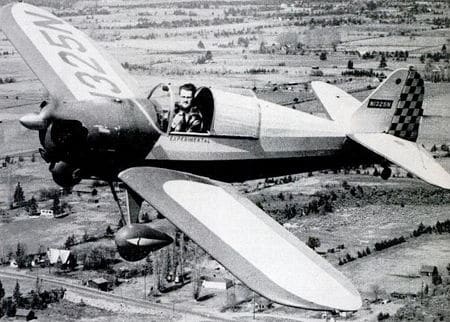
xmin=178 ymin=83 xmax=196 ymax=110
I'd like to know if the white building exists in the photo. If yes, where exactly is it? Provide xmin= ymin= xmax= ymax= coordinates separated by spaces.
xmin=40 ymin=209 xmax=54 ymax=217
xmin=201 ymin=277 xmax=233 ymax=290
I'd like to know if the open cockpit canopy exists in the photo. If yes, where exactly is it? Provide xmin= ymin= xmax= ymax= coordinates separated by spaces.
xmin=146 ymin=84 xmax=260 ymax=138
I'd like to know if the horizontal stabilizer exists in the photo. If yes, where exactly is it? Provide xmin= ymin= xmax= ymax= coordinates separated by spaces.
xmin=311 ymin=81 xmax=360 ymax=128
xmin=349 ymin=133 xmax=450 ymax=189
xmin=119 ymin=167 xmax=361 ymax=311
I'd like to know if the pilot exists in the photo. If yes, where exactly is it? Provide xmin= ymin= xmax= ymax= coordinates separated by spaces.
xmin=171 ymin=83 xmax=204 ymax=133
xmin=186 ymin=105 xmax=203 ymax=133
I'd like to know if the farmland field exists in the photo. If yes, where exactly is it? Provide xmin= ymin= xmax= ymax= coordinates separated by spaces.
xmin=0 ymin=0 xmax=449 ymax=321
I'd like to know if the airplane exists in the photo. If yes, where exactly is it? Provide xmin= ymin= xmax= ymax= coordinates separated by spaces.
xmin=1 ymin=2 xmax=450 ymax=313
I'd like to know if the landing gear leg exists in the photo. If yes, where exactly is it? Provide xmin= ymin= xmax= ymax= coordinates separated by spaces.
xmin=125 ymin=188 xmax=143 ymax=224
xmin=109 ymin=182 xmax=143 ymax=225
xmin=111 ymin=183 xmax=172 ymax=262
xmin=109 ymin=181 xmax=127 ymax=225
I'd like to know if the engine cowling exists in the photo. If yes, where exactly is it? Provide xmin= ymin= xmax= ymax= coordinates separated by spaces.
xmin=115 ymin=224 xmax=173 ymax=261
xmin=21 ymin=98 xmax=162 ymax=188
xmin=50 ymin=161 xmax=82 ymax=188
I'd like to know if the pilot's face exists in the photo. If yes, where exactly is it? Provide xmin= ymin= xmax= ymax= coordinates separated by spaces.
xmin=179 ymin=88 xmax=194 ymax=110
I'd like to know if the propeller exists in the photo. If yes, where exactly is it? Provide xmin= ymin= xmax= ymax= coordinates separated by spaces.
xmin=19 ymin=100 xmax=54 ymax=130
xmin=18 ymin=99 xmax=87 ymax=188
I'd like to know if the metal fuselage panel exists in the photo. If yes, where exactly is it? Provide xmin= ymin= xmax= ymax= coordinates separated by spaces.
xmin=144 ymin=100 xmax=355 ymax=181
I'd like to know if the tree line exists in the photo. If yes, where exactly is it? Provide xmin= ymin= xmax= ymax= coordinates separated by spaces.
xmin=0 ymin=279 xmax=65 ymax=318
xmin=338 ymin=219 xmax=450 ymax=265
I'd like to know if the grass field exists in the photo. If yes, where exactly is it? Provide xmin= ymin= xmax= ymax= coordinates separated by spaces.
xmin=0 ymin=1 xmax=449 ymax=320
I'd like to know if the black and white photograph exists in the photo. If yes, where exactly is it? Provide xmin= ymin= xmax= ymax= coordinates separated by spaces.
xmin=0 ymin=0 xmax=449 ymax=321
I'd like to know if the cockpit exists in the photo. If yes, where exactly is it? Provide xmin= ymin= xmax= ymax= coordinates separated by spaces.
xmin=145 ymin=83 xmax=260 ymax=138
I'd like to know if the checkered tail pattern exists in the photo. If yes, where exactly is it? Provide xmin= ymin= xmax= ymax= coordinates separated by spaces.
xmin=387 ymin=71 xmax=424 ymax=142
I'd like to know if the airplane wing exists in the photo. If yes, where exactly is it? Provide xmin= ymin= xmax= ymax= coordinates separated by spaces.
xmin=349 ymin=133 xmax=450 ymax=189
xmin=0 ymin=3 xmax=141 ymax=101
xmin=311 ymin=81 xmax=360 ymax=128
xmin=119 ymin=167 xmax=362 ymax=311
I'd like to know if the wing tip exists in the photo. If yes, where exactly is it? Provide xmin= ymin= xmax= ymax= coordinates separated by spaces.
xmin=281 ymin=291 xmax=362 ymax=312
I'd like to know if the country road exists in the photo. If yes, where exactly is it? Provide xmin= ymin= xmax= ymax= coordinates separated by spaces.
xmin=0 ymin=269 xmax=234 ymax=321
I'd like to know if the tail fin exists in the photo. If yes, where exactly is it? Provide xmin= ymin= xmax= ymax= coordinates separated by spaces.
xmin=351 ymin=68 xmax=424 ymax=142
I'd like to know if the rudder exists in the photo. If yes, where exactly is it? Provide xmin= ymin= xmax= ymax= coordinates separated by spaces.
xmin=386 ymin=70 xmax=423 ymax=141
xmin=351 ymin=68 xmax=424 ymax=142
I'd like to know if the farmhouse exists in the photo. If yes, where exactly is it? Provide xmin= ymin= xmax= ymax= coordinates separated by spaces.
xmin=40 ymin=209 xmax=53 ymax=217
xmin=15 ymin=308 xmax=36 ymax=321
xmin=201 ymin=276 xmax=233 ymax=290
xmin=46 ymin=248 xmax=75 ymax=269
xmin=9 ymin=259 xmax=18 ymax=268
xmin=88 ymin=278 xmax=109 ymax=291
xmin=28 ymin=252 xmax=46 ymax=267
xmin=419 ymin=265 xmax=438 ymax=277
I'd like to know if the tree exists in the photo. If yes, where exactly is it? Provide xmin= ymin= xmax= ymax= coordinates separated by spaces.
xmin=319 ymin=52 xmax=327 ymax=61
xmin=13 ymin=182 xmax=25 ymax=206
xmin=3 ymin=297 xmax=16 ymax=317
xmin=151 ymin=251 xmax=161 ymax=295
xmin=35 ymin=276 xmax=42 ymax=294
xmin=370 ymin=284 xmax=382 ymax=301
xmin=379 ymin=55 xmax=387 ymax=68
xmin=105 ymin=225 xmax=114 ymax=236
xmin=27 ymin=197 xmax=38 ymax=216
xmin=373 ymin=168 xmax=380 ymax=176
xmin=205 ymin=50 xmax=213 ymax=61
xmin=347 ymin=60 xmax=354 ymax=69
xmin=197 ymin=40 xmax=205 ymax=49
xmin=0 ymin=280 xmax=4 ymax=301
xmin=82 ymin=230 xmax=90 ymax=242
xmin=306 ymin=236 xmax=321 ymax=250
xmin=13 ymin=280 xmax=21 ymax=305
xmin=145 ymin=253 xmax=153 ymax=275
xmin=432 ymin=273 xmax=442 ymax=286
xmin=367 ymin=0 xmax=377 ymax=11
xmin=259 ymin=41 xmax=266 ymax=54
xmin=64 ymin=235 xmax=76 ymax=249
xmin=15 ymin=243 xmax=28 ymax=269
xmin=377 ymin=312 xmax=389 ymax=321
xmin=141 ymin=212 xmax=151 ymax=223
xmin=82 ymin=246 xmax=114 ymax=270
xmin=51 ymin=195 xmax=61 ymax=214
xmin=30 ymin=291 xmax=43 ymax=310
